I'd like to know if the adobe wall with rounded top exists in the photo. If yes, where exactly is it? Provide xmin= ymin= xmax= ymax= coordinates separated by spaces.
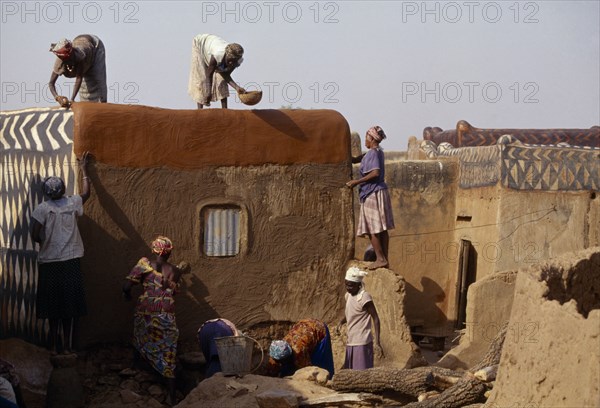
xmin=69 ymin=103 xmax=355 ymax=346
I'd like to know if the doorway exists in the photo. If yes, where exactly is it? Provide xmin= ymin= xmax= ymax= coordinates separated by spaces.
xmin=455 ymin=239 xmax=477 ymax=329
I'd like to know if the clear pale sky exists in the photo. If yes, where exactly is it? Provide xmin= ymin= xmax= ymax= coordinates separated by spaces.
xmin=1 ymin=0 xmax=599 ymax=151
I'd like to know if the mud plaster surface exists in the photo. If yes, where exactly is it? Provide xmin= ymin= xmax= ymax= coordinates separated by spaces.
xmin=437 ymin=270 xmax=518 ymax=370
xmin=487 ymin=247 xmax=600 ymax=407
xmin=78 ymin=162 xmax=355 ymax=346
xmin=71 ymin=103 xmax=350 ymax=167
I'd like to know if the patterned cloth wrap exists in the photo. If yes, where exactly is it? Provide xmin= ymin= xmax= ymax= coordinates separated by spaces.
xmin=151 ymin=236 xmax=173 ymax=257
xmin=126 ymin=257 xmax=178 ymax=378
xmin=50 ymin=39 xmax=72 ymax=60
xmin=269 ymin=340 xmax=292 ymax=361
xmin=366 ymin=125 xmax=387 ymax=142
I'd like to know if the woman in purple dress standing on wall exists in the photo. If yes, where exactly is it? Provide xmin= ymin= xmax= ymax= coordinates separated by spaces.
xmin=346 ymin=126 xmax=395 ymax=270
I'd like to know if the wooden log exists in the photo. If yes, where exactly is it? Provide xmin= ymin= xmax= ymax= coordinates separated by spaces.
xmin=469 ymin=323 xmax=508 ymax=373
xmin=300 ymin=392 xmax=383 ymax=406
xmin=331 ymin=322 xmax=509 ymax=407
xmin=402 ymin=375 xmax=487 ymax=408
xmin=417 ymin=391 xmax=440 ymax=401
xmin=412 ymin=366 xmax=463 ymax=390
xmin=430 ymin=372 xmax=460 ymax=389
xmin=331 ymin=368 xmax=429 ymax=397
xmin=473 ymin=365 xmax=498 ymax=382
xmin=401 ymin=324 xmax=508 ymax=408
xmin=331 ymin=366 xmax=463 ymax=396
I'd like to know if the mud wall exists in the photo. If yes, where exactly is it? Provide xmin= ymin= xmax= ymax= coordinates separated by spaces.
xmin=354 ymin=136 xmax=599 ymax=331
xmin=495 ymin=190 xmax=599 ymax=273
xmin=452 ymin=186 xmax=502 ymax=281
xmin=488 ymin=247 xmax=600 ymax=407
xmin=437 ymin=270 xmax=518 ymax=370
xmin=356 ymin=262 xmax=420 ymax=368
xmin=69 ymin=103 xmax=355 ymax=346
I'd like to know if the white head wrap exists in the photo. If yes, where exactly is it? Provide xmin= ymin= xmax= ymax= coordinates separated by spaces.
xmin=345 ymin=266 xmax=368 ymax=282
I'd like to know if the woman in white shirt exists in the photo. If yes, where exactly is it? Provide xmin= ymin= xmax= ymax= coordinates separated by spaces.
xmin=337 ymin=266 xmax=383 ymax=369
xmin=188 ymin=33 xmax=246 ymax=109
xmin=31 ymin=152 xmax=92 ymax=355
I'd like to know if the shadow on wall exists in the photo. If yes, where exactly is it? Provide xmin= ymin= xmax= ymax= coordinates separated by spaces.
xmin=77 ymin=171 xmax=218 ymax=345
xmin=178 ymin=273 xmax=215 ymax=336
xmin=404 ymin=277 xmax=447 ymax=329
xmin=251 ymin=110 xmax=307 ymax=140
xmin=542 ymin=251 xmax=600 ymax=318
xmin=87 ymin=169 xmax=146 ymax=251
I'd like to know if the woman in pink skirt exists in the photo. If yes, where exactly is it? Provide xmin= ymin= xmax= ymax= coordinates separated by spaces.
xmin=346 ymin=126 xmax=395 ymax=270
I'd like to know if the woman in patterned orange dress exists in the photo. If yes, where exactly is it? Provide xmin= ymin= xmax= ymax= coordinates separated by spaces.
xmin=267 ymin=319 xmax=335 ymax=378
xmin=122 ymin=236 xmax=189 ymax=406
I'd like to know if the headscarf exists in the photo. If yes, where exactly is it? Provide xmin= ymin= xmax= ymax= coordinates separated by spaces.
xmin=50 ymin=38 xmax=73 ymax=60
xmin=151 ymin=236 xmax=173 ymax=257
xmin=225 ymin=43 xmax=244 ymax=65
xmin=42 ymin=176 xmax=65 ymax=198
xmin=345 ymin=266 xmax=368 ymax=283
xmin=366 ymin=126 xmax=387 ymax=143
xmin=269 ymin=340 xmax=292 ymax=361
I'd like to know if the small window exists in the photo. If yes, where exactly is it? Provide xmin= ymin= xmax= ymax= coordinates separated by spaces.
xmin=202 ymin=206 xmax=241 ymax=257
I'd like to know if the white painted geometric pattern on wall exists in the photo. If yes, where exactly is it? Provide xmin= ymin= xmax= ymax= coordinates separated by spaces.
xmin=1 ymin=107 xmax=76 ymax=344
xmin=501 ymin=145 xmax=600 ymax=191
xmin=437 ymin=144 xmax=501 ymax=188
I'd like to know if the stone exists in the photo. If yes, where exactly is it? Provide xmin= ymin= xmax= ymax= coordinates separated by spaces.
xmin=226 ymin=379 xmax=258 ymax=393
xmin=120 ymin=389 xmax=143 ymax=404
xmin=0 ymin=338 xmax=52 ymax=395
xmin=232 ymin=387 xmax=248 ymax=397
xmin=120 ymin=378 xmax=141 ymax=392
xmin=98 ymin=374 xmax=120 ymax=386
xmin=145 ymin=397 xmax=165 ymax=408
xmin=119 ymin=368 xmax=138 ymax=377
xmin=291 ymin=366 xmax=329 ymax=385
xmin=108 ymin=363 xmax=127 ymax=371
xmin=147 ymin=384 xmax=164 ymax=398
xmin=255 ymin=389 xmax=301 ymax=408
xmin=134 ymin=371 xmax=158 ymax=383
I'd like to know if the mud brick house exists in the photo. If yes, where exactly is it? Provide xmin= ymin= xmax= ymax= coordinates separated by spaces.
xmin=1 ymin=104 xmax=355 ymax=347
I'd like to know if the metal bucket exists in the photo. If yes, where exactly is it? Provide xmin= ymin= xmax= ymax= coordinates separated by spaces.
xmin=214 ymin=335 xmax=263 ymax=376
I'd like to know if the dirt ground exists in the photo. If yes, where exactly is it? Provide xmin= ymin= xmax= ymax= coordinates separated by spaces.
xmin=12 ymin=335 xmax=449 ymax=408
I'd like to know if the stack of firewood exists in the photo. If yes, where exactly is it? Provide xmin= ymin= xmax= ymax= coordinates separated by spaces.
xmin=329 ymin=324 xmax=507 ymax=408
